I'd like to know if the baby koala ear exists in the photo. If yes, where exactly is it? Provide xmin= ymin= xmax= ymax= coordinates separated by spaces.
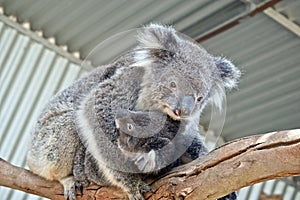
xmin=214 ymin=57 xmax=241 ymax=89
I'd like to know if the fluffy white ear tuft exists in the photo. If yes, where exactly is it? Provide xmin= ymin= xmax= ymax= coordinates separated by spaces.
xmin=214 ymin=57 xmax=241 ymax=89
xmin=137 ymin=23 xmax=178 ymax=50
xmin=132 ymin=24 xmax=180 ymax=67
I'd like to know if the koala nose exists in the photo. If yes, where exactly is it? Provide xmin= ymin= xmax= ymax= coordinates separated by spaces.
xmin=177 ymin=96 xmax=195 ymax=117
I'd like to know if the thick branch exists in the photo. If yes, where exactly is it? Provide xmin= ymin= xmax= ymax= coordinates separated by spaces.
xmin=1 ymin=129 xmax=299 ymax=200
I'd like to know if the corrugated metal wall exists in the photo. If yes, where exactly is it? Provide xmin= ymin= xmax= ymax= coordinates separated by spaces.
xmin=239 ymin=178 xmax=300 ymax=200
xmin=1 ymin=0 xmax=242 ymax=59
xmin=0 ymin=15 xmax=84 ymax=200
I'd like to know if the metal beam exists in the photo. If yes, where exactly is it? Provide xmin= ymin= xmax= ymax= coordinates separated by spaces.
xmin=264 ymin=7 xmax=300 ymax=38
xmin=196 ymin=0 xmax=282 ymax=42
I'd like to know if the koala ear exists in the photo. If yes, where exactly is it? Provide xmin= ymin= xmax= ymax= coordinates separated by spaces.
xmin=133 ymin=24 xmax=179 ymax=67
xmin=137 ymin=23 xmax=179 ymax=50
xmin=214 ymin=57 xmax=241 ymax=89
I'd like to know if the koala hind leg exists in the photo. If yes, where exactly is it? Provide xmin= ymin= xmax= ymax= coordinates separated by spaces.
xmin=27 ymin=110 xmax=82 ymax=199
xmin=73 ymin=142 xmax=90 ymax=187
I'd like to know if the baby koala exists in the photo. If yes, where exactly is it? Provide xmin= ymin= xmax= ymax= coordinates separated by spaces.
xmin=115 ymin=109 xmax=193 ymax=173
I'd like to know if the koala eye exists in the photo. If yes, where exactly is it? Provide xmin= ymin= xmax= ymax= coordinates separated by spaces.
xmin=196 ymin=96 xmax=203 ymax=102
xmin=170 ymin=81 xmax=177 ymax=89
xmin=127 ymin=123 xmax=134 ymax=131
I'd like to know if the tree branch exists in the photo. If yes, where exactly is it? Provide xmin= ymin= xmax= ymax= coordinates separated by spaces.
xmin=1 ymin=129 xmax=299 ymax=200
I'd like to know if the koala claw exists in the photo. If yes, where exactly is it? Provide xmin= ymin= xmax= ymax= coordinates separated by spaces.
xmin=134 ymin=150 xmax=156 ymax=173
xmin=60 ymin=176 xmax=87 ymax=200
xmin=127 ymin=181 xmax=153 ymax=200
xmin=139 ymin=181 xmax=153 ymax=194
xmin=60 ymin=176 xmax=76 ymax=200
xmin=128 ymin=183 xmax=152 ymax=200
xmin=75 ymin=182 xmax=84 ymax=196
xmin=128 ymin=193 xmax=145 ymax=200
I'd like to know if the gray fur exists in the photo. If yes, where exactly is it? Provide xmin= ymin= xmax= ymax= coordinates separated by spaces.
xmin=27 ymin=24 xmax=240 ymax=200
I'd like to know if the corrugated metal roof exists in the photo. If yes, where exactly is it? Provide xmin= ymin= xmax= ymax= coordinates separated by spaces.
xmin=0 ymin=0 xmax=299 ymax=199
xmin=1 ymin=0 xmax=248 ymax=59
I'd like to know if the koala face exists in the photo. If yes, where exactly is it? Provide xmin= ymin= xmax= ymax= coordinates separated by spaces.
xmin=145 ymin=69 xmax=210 ymax=120
xmin=134 ymin=24 xmax=241 ymax=120
xmin=135 ymin=53 xmax=217 ymax=121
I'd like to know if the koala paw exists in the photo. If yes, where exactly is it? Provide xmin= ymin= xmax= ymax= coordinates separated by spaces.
xmin=60 ymin=176 xmax=86 ymax=200
xmin=134 ymin=150 xmax=156 ymax=172
xmin=128 ymin=181 xmax=153 ymax=200
xmin=139 ymin=181 xmax=153 ymax=194
xmin=128 ymin=193 xmax=145 ymax=200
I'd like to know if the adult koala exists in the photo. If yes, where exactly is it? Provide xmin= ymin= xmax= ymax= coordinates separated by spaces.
xmin=27 ymin=24 xmax=240 ymax=200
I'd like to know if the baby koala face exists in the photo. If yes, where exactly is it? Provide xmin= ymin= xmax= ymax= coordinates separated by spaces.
xmin=115 ymin=109 xmax=149 ymax=153
xmin=115 ymin=109 xmax=173 ymax=172
xmin=116 ymin=122 xmax=151 ymax=153
xmin=115 ymin=109 xmax=170 ymax=153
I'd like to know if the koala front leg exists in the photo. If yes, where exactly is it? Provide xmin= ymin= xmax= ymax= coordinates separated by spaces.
xmin=185 ymin=135 xmax=209 ymax=160
xmin=103 ymin=168 xmax=152 ymax=200
xmin=180 ymin=124 xmax=209 ymax=163
xmin=84 ymin=152 xmax=111 ymax=186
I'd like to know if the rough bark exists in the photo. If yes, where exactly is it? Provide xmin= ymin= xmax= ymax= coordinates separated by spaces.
xmin=0 ymin=129 xmax=299 ymax=200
